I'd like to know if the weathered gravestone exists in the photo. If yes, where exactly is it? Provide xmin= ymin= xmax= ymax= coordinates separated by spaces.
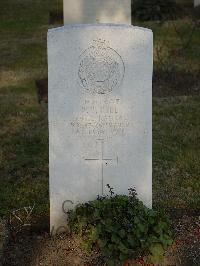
xmin=48 ymin=24 xmax=153 ymax=233
xmin=64 ymin=0 xmax=132 ymax=25
xmin=48 ymin=1 xmax=152 ymax=232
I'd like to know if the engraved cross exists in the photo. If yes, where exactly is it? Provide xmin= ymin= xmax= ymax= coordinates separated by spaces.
xmin=85 ymin=139 xmax=118 ymax=195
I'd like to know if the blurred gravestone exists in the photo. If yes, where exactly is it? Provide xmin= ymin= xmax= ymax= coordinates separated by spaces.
xmin=194 ymin=0 xmax=200 ymax=7
xmin=63 ymin=0 xmax=131 ymax=24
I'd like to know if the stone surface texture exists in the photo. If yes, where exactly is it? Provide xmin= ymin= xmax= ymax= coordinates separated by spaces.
xmin=48 ymin=24 xmax=153 ymax=232
xmin=64 ymin=0 xmax=131 ymax=25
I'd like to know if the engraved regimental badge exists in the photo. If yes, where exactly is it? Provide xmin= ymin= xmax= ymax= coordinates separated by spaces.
xmin=78 ymin=40 xmax=125 ymax=94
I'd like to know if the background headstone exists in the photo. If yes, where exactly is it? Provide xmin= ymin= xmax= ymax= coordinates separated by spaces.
xmin=48 ymin=24 xmax=153 ymax=232
xmin=194 ymin=0 xmax=200 ymax=7
xmin=63 ymin=0 xmax=131 ymax=25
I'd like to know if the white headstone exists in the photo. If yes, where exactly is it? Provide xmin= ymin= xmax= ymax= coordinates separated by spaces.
xmin=63 ymin=0 xmax=132 ymax=25
xmin=48 ymin=24 xmax=153 ymax=233
xmin=194 ymin=0 xmax=200 ymax=7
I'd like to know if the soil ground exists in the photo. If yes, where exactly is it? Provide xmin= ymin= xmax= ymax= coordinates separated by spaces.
xmin=1 ymin=215 xmax=199 ymax=266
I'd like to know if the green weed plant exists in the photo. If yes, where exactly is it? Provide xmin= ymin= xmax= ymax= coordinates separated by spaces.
xmin=68 ymin=186 xmax=172 ymax=265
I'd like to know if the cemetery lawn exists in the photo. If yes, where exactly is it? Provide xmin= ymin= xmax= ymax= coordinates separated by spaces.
xmin=0 ymin=0 xmax=200 ymax=220
xmin=153 ymin=96 xmax=200 ymax=211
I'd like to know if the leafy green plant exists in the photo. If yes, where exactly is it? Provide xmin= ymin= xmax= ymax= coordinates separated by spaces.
xmin=68 ymin=186 xmax=173 ymax=264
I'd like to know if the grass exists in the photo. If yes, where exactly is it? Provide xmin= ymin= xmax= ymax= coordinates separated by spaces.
xmin=153 ymin=96 xmax=200 ymax=210
xmin=0 ymin=83 xmax=49 ymax=216
xmin=137 ymin=19 xmax=200 ymax=73
xmin=0 ymin=0 xmax=57 ymax=216
xmin=0 ymin=0 xmax=199 ymax=218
